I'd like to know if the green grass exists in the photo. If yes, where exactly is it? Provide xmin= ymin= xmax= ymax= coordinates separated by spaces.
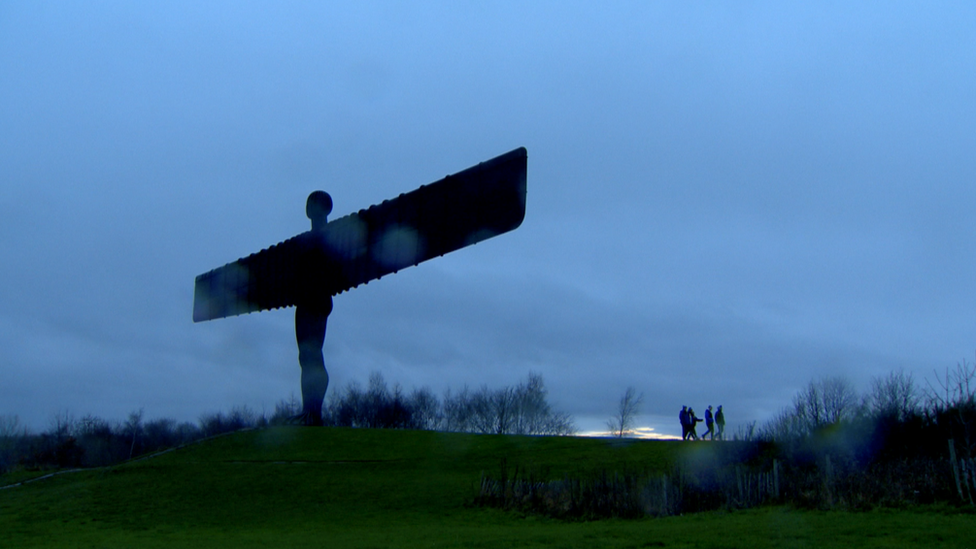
xmin=2 ymin=427 xmax=974 ymax=548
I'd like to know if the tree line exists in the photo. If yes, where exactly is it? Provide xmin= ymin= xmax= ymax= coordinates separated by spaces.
xmin=478 ymin=360 xmax=976 ymax=519
xmin=294 ymin=371 xmax=574 ymax=435
xmin=0 ymin=372 xmax=574 ymax=475
xmin=755 ymin=362 xmax=976 ymax=459
xmin=725 ymin=362 xmax=976 ymax=510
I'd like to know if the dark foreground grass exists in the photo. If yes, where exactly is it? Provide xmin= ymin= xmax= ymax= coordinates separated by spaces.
xmin=2 ymin=427 xmax=973 ymax=548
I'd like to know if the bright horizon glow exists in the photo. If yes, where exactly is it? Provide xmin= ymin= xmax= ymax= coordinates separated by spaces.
xmin=576 ymin=426 xmax=682 ymax=441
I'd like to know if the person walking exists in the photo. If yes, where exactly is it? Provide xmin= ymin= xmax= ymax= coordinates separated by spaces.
xmin=679 ymin=406 xmax=690 ymax=440
xmin=702 ymin=405 xmax=715 ymax=440
xmin=715 ymin=405 xmax=725 ymax=440
xmin=688 ymin=408 xmax=702 ymax=440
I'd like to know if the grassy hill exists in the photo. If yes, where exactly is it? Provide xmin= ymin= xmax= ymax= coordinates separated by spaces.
xmin=1 ymin=427 xmax=974 ymax=548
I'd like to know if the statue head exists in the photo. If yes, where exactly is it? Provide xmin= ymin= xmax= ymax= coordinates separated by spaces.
xmin=307 ymin=191 xmax=333 ymax=230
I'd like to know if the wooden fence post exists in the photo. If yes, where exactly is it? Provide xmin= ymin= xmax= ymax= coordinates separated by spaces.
xmin=960 ymin=457 xmax=974 ymax=505
xmin=969 ymin=459 xmax=976 ymax=500
xmin=970 ymin=459 xmax=976 ymax=504
xmin=823 ymin=455 xmax=833 ymax=508
xmin=949 ymin=439 xmax=965 ymax=503
xmin=773 ymin=459 xmax=780 ymax=501
xmin=661 ymin=474 xmax=669 ymax=515
xmin=736 ymin=465 xmax=743 ymax=504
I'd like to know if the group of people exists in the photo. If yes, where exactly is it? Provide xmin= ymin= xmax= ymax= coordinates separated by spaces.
xmin=679 ymin=404 xmax=724 ymax=441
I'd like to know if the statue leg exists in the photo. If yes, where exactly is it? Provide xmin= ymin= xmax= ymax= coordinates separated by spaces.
xmin=294 ymin=300 xmax=331 ymax=426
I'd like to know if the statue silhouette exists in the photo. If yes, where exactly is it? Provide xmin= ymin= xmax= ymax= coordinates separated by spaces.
xmin=293 ymin=191 xmax=334 ymax=426
xmin=193 ymin=148 xmax=528 ymax=425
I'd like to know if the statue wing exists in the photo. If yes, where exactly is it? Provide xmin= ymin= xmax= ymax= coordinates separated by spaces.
xmin=193 ymin=147 xmax=527 ymax=322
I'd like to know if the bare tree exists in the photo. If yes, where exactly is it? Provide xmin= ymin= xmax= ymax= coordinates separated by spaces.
xmin=468 ymin=385 xmax=497 ymax=434
xmin=440 ymin=374 xmax=575 ymax=436
xmin=869 ymin=370 xmax=920 ymax=421
xmin=271 ymin=395 xmax=302 ymax=424
xmin=76 ymin=414 xmax=109 ymax=438
xmin=733 ymin=420 xmax=757 ymax=442
xmin=762 ymin=376 xmax=862 ymax=440
xmin=925 ymin=359 xmax=976 ymax=411
xmin=0 ymin=415 xmax=26 ymax=474
xmin=143 ymin=418 xmax=178 ymax=451
xmin=442 ymin=385 xmax=474 ymax=433
xmin=538 ymin=409 xmax=576 ymax=436
xmin=792 ymin=376 xmax=861 ymax=431
xmin=407 ymin=386 xmax=441 ymax=430
xmin=455 ymin=384 xmax=513 ymax=435
xmin=125 ymin=409 xmax=144 ymax=459
xmin=607 ymin=387 xmax=643 ymax=438
xmin=512 ymin=373 xmax=546 ymax=435
xmin=820 ymin=376 xmax=862 ymax=424
xmin=925 ymin=358 xmax=976 ymax=458
xmin=50 ymin=410 xmax=74 ymax=443
xmin=491 ymin=385 xmax=517 ymax=435
xmin=760 ymin=407 xmax=806 ymax=441
xmin=0 ymin=415 xmax=23 ymax=439
xmin=505 ymin=373 xmax=575 ymax=436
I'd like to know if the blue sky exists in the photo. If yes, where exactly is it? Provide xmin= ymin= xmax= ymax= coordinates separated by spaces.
xmin=2 ymin=2 xmax=975 ymax=436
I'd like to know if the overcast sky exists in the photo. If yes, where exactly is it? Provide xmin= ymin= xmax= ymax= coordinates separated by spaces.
xmin=2 ymin=2 xmax=975 ymax=437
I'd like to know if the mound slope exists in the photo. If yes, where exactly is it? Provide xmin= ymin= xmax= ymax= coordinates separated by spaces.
xmin=2 ymin=428 xmax=973 ymax=548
